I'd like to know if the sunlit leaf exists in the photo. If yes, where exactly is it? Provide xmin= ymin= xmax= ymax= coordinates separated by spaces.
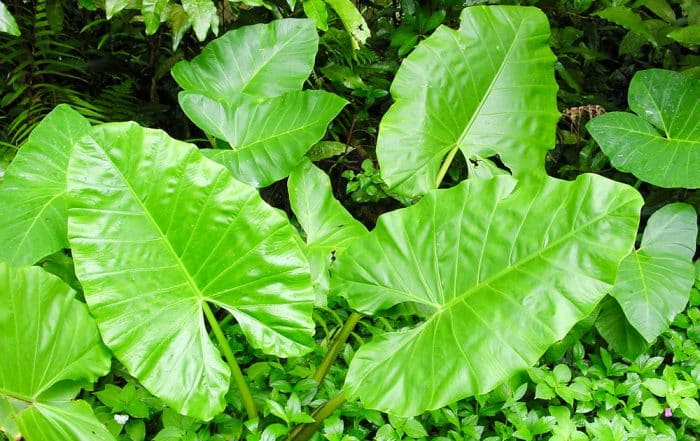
xmin=333 ymin=174 xmax=641 ymax=416
xmin=610 ymin=203 xmax=697 ymax=342
xmin=0 ymin=105 xmax=90 ymax=266
xmin=0 ymin=1 xmax=19 ymax=36
xmin=67 ymin=122 xmax=315 ymax=420
xmin=0 ymin=263 xmax=113 ymax=441
xmin=172 ymin=19 xmax=318 ymax=100
xmin=182 ymin=0 xmax=218 ymax=41
xmin=180 ymin=91 xmax=346 ymax=187
xmin=376 ymin=6 xmax=560 ymax=199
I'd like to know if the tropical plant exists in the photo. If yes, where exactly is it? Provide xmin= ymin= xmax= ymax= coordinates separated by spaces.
xmin=0 ymin=5 xmax=698 ymax=441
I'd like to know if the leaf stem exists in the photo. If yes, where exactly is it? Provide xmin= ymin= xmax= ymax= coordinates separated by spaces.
xmin=288 ymin=391 xmax=347 ymax=441
xmin=202 ymin=301 xmax=258 ymax=420
xmin=313 ymin=312 xmax=362 ymax=385
xmin=435 ymin=146 xmax=459 ymax=188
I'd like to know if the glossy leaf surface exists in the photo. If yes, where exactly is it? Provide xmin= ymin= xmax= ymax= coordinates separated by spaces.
xmin=67 ymin=123 xmax=315 ymax=420
xmin=587 ymin=69 xmax=700 ymax=188
xmin=181 ymin=91 xmax=346 ymax=187
xmin=288 ymin=158 xmax=368 ymax=301
xmin=333 ymin=174 xmax=642 ymax=416
xmin=171 ymin=19 xmax=318 ymax=100
xmin=0 ymin=1 xmax=19 ymax=36
xmin=610 ymin=203 xmax=697 ymax=342
xmin=0 ymin=105 xmax=90 ymax=266
xmin=376 ymin=6 xmax=559 ymax=199
xmin=0 ymin=263 xmax=113 ymax=441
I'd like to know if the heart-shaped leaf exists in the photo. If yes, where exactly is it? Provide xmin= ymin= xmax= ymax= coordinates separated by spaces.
xmin=333 ymin=174 xmax=642 ymax=416
xmin=610 ymin=202 xmax=697 ymax=342
xmin=288 ymin=158 xmax=368 ymax=302
xmin=376 ymin=6 xmax=560 ymax=199
xmin=0 ymin=263 xmax=113 ymax=441
xmin=171 ymin=19 xmax=318 ymax=100
xmin=67 ymin=122 xmax=315 ymax=420
xmin=0 ymin=104 xmax=91 ymax=266
xmin=587 ymin=69 xmax=700 ymax=188
xmin=181 ymin=91 xmax=346 ymax=187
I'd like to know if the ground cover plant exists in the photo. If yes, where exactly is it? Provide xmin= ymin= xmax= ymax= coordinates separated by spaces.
xmin=0 ymin=1 xmax=699 ymax=440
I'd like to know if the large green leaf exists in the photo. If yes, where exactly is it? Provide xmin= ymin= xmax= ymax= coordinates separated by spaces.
xmin=587 ymin=69 xmax=700 ymax=188
xmin=180 ymin=91 xmax=346 ymax=187
xmin=332 ymin=174 xmax=642 ymax=416
xmin=376 ymin=6 xmax=560 ymax=199
xmin=610 ymin=203 xmax=697 ymax=342
xmin=0 ymin=1 xmax=19 ymax=36
xmin=67 ymin=122 xmax=315 ymax=420
xmin=171 ymin=19 xmax=318 ymax=100
xmin=0 ymin=263 xmax=113 ymax=441
xmin=288 ymin=158 xmax=368 ymax=302
xmin=0 ymin=105 xmax=91 ymax=266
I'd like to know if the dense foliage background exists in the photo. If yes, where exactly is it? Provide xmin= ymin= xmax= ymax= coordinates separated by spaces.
xmin=0 ymin=0 xmax=699 ymax=440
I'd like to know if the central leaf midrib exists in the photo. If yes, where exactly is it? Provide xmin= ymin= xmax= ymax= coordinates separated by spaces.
xmin=434 ymin=193 xmax=635 ymax=318
xmin=99 ymin=144 xmax=205 ymax=302
xmin=451 ymin=20 xmax=524 ymax=152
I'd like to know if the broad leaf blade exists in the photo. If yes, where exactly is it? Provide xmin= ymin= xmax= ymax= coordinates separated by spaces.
xmin=0 ymin=105 xmax=90 ymax=266
xmin=0 ymin=1 xmax=19 ymax=36
xmin=67 ymin=122 xmax=315 ymax=420
xmin=610 ymin=203 xmax=697 ymax=342
xmin=181 ymin=91 xmax=346 ymax=187
xmin=288 ymin=158 xmax=368 ymax=300
xmin=171 ymin=19 xmax=318 ymax=99
xmin=376 ymin=6 xmax=559 ymax=199
xmin=0 ymin=263 xmax=113 ymax=440
xmin=587 ymin=69 xmax=700 ymax=188
xmin=333 ymin=174 xmax=642 ymax=416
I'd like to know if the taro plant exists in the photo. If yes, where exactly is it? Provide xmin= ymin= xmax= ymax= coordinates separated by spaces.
xmin=0 ymin=5 xmax=698 ymax=441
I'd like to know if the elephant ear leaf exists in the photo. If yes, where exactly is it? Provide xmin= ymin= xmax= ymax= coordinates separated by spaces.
xmin=587 ymin=69 xmax=700 ymax=188
xmin=376 ymin=5 xmax=560 ymax=199
xmin=171 ymin=19 xmax=318 ymax=100
xmin=0 ymin=105 xmax=90 ymax=266
xmin=332 ymin=174 xmax=642 ymax=416
xmin=0 ymin=263 xmax=113 ymax=441
xmin=67 ymin=122 xmax=315 ymax=420
xmin=173 ymin=19 xmax=346 ymax=187
xmin=609 ymin=202 xmax=697 ymax=343
xmin=181 ymin=91 xmax=346 ymax=187
xmin=288 ymin=158 xmax=368 ymax=303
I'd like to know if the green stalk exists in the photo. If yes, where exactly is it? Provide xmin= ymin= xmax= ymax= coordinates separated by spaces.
xmin=288 ymin=391 xmax=346 ymax=441
xmin=435 ymin=146 xmax=459 ymax=188
xmin=313 ymin=312 xmax=362 ymax=385
xmin=202 ymin=301 xmax=258 ymax=420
